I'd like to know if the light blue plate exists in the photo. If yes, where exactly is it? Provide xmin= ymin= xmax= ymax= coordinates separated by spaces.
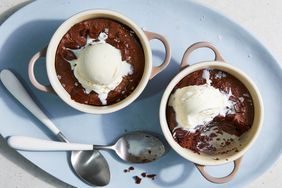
xmin=0 ymin=0 xmax=281 ymax=187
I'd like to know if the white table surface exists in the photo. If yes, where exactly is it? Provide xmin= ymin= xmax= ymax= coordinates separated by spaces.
xmin=0 ymin=0 xmax=281 ymax=187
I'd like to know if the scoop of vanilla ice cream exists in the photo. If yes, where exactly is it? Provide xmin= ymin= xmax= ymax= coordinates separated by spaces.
xmin=71 ymin=41 xmax=132 ymax=105
xmin=75 ymin=43 xmax=122 ymax=85
xmin=169 ymin=84 xmax=232 ymax=129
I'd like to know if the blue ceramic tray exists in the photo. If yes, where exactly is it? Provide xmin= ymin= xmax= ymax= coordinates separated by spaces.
xmin=0 ymin=0 xmax=281 ymax=187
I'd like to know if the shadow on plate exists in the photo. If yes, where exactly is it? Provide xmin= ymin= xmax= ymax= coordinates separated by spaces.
xmin=0 ymin=20 xmax=83 ymax=124
xmin=139 ymin=51 xmax=179 ymax=100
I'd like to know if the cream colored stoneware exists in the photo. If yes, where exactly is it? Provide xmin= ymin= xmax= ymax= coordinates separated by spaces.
xmin=159 ymin=42 xmax=264 ymax=183
xmin=29 ymin=10 xmax=171 ymax=114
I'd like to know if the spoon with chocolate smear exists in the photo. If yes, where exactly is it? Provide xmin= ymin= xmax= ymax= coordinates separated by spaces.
xmin=8 ymin=131 xmax=166 ymax=163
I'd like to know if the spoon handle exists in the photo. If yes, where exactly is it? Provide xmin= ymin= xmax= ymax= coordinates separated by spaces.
xmin=93 ymin=145 xmax=114 ymax=150
xmin=0 ymin=70 xmax=61 ymax=136
xmin=7 ymin=136 xmax=93 ymax=151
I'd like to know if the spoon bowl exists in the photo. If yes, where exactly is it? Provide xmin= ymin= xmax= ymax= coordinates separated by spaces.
xmin=71 ymin=150 xmax=110 ymax=186
xmin=109 ymin=132 xmax=166 ymax=163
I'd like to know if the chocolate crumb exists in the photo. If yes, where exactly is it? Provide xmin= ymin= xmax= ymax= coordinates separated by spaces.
xmin=146 ymin=174 xmax=157 ymax=180
xmin=124 ymin=166 xmax=134 ymax=173
xmin=133 ymin=176 xmax=142 ymax=184
xmin=141 ymin=172 xmax=146 ymax=177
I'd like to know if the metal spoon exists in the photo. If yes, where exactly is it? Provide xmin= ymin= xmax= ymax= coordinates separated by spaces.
xmin=8 ymin=131 xmax=166 ymax=163
xmin=0 ymin=69 xmax=110 ymax=186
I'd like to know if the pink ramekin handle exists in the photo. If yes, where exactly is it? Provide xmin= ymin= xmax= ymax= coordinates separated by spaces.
xmin=195 ymin=157 xmax=242 ymax=184
xmin=144 ymin=31 xmax=171 ymax=79
xmin=28 ymin=47 xmax=54 ymax=93
xmin=181 ymin=41 xmax=224 ymax=70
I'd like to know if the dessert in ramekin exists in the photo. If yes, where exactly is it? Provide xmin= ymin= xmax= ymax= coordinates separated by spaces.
xmin=160 ymin=42 xmax=263 ymax=183
xmin=29 ymin=10 xmax=171 ymax=114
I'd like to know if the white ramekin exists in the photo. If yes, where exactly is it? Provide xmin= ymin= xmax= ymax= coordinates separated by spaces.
xmin=159 ymin=42 xmax=263 ymax=183
xmin=28 ymin=9 xmax=171 ymax=114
